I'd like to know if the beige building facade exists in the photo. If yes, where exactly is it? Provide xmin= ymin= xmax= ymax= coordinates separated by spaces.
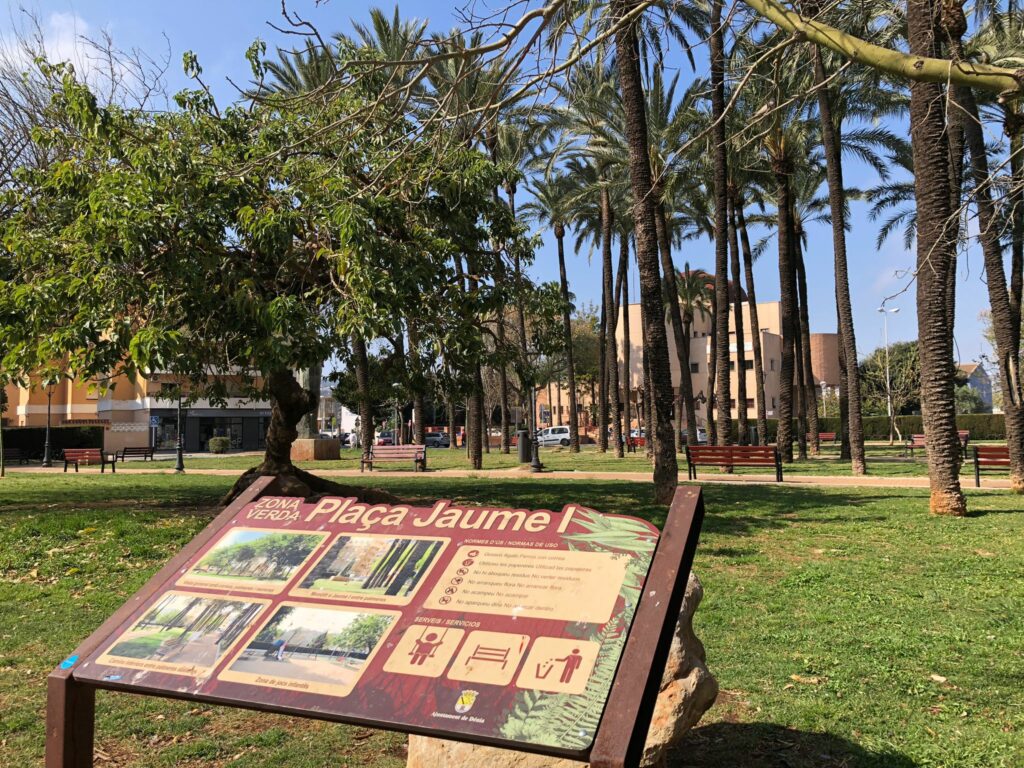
xmin=615 ymin=300 xmax=841 ymax=430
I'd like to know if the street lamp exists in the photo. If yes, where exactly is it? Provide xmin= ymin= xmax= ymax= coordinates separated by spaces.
xmin=878 ymin=304 xmax=900 ymax=444
xmin=530 ymin=382 xmax=544 ymax=472
xmin=175 ymin=393 xmax=186 ymax=473
xmin=819 ymin=380 xmax=828 ymax=418
xmin=42 ymin=381 xmax=54 ymax=467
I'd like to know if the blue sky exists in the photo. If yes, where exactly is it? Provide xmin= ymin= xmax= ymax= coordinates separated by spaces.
xmin=2 ymin=0 xmax=994 ymax=364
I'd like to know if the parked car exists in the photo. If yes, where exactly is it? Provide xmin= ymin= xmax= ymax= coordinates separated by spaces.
xmin=630 ymin=428 xmax=645 ymax=438
xmin=696 ymin=427 xmax=708 ymax=445
xmin=536 ymin=425 xmax=571 ymax=447
xmin=376 ymin=430 xmax=395 ymax=446
xmin=425 ymin=432 xmax=450 ymax=448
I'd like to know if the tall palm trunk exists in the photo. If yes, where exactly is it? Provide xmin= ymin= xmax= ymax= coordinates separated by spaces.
xmin=812 ymin=47 xmax=865 ymax=473
xmin=609 ymin=233 xmax=628 ymax=456
xmin=774 ymin=159 xmax=798 ymax=463
xmin=706 ymin=290 xmax=717 ymax=444
xmin=352 ymin=335 xmax=374 ymax=460
xmin=614 ymin=1 xmax=678 ymax=501
xmin=727 ymin=194 xmax=749 ymax=444
xmin=598 ymin=288 xmax=608 ymax=452
xmin=555 ymin=224 xmax=581 ymax=452
xmin=446 ymin=398 xmax=456 ymax=451
xmin=620 ymin=235 xmax=633 ymax=449
xmin=795 ymin=239 xmax=819 ymax=454
xmin=735 ymin=199 xmax=768 ymax=445
xmin=496 ymin=321 xmax=511 ymax=453
xmin=838 ymin=332 xmax=851 ymax=459
xmin=641 ymin=308 xmax=655 ymax=459
xmin=408 ymin=321 xmax=426 ymax=445
xmin=710 ymin=0 xmax=732 ymax=446
xmin=656 ymin=200 xmax=697 ymax=447
xmin=956 ymin=78 xmax=1024 ymax=491
xmin=906 ymin=0 xmax=966 ymax=515
xmin=706 ymin=291 xmax=718 ymax=444
xmin=792 ymin=271 xmax=809 ymax=461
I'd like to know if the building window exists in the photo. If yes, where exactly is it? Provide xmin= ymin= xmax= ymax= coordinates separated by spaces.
xmin=729 ymin=399 xmax=736 ymax=408
xmin=771 ymin=397 xmax=777 ymax=409
xmin=770 ymin=359 xmax=776 ymax=371
xmin=729 ymin=361 xmax=735 ymax=371
xmin=744 ymin=360 xmax=754 ymax=371
xmin=745 ymin=398 xmax=754 ymax=409
xmin=690 ymin=362 xmax=699 ymax=374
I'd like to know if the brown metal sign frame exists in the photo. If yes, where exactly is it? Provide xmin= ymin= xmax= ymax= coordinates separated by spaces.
xmin=45 ymin=477 xmax=705 ymax=768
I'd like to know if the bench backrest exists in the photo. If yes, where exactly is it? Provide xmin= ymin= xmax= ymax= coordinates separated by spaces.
xmin=64 ymin=448 xmax=103 ymax=460
xmin=958 ymin=430 xmax=970 ymax=442
xmin=2 ymin=447 xmax=25 ymax=456
xmin=910 ymin=434 xmax=927 ymax=445
xmin=371 ymin=445 xmax=425 ymax=456
xmin=975 ymin=445 xmax=1009 ymax=459
xmin=817 ymin=432 xmax=837 ymax=441
xmin=121 ymin=447 xmax=153 ymax=455
xmin=688 ymin=445 xmax=777 ymax=461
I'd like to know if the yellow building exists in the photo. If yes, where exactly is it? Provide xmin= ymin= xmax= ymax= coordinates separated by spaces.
xmin=2 ymin=373 xmax=271 ymax=454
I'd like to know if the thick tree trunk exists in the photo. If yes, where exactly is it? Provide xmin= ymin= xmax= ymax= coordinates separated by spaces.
xmin=775 ymin=162 xmax=798 ymax=463
xmin=641 ymin=309 xmax=655 ymax=460
xmin=222 ymin=367 xmax=397 ymax=505
xmin=407 ymin=321 xmax=426 ymax=445
xmin=296 ymin=364 xmax=322 ymax=439
xmin=556 ymin=229 xmax=581 ymax=452
xmin=907 ymin=0 xmax=967 ymax=515
xmin=727 ymin=194 xmax=749 ymax=445
xmin=447 ymin=399 xmax=456 ymax=451
xmin=838 ymin=332 xmax=851 ymax=459
xmin=615 ymin=0 xmax=678 ymax=502
xmin=656 ymin=201 xmax=697 ymax=447
xmin=735 ymin=199 xmax=768 ymax=445
xmin=813 ymin=47 xmax=865 ymax=473
xmin=710 ymin=0 xmax=732 ymax=447
xmin=353 ymin=336 xmax=374 ymax=459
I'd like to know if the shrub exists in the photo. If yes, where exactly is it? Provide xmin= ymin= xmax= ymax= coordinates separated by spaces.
xmin=208 ymin=436 xmax=231 ymax=453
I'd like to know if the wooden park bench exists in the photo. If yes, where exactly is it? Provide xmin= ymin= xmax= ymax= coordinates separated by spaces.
xmin=117 ymin=446 xmax=156 ymax=462
xmin=685 ymin=444 xmax=783 ymax=482
xmin=2 ymin=447 xmax=30 ymax=465
xmin=63 ymin=448 xmax=115 ymax=473
xmin=904 ymin=431 xmax=970 ymax=458
xmin=360 ymin=444 xmax=426 ymax=472
xmin=973 ymin=445 xmax=1010 ymax=487
xmin=903 ymin=434 xmax=927 ymax=457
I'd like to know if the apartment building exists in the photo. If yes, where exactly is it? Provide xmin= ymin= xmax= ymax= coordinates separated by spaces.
xmin=615 ymin=299 xmax=841 ymax=430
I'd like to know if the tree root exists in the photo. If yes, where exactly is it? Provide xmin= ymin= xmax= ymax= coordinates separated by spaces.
xmin=220 ymin=463 xmax=401 ymax=507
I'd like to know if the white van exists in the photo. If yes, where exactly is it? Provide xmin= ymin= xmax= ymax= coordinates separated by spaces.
xmin=536 ymin=426 xmax=571 ymax=447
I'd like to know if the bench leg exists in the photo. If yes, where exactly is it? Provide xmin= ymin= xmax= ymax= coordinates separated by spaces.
xmin=975 ymin=459 xmax=980 ymax=488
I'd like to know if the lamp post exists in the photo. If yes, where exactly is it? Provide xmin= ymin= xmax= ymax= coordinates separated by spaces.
xmin=530 ymin=382 xmax=543 ymax=472
xmin=175 ymin=394 xmax=185 ymax=473
xmin=42 ymin=382 xmax=54 ymax=467
xmin=820 ymin=380 xmax=828 ymax=418
xmin=878 ymin=304 xmax=900 ymax=444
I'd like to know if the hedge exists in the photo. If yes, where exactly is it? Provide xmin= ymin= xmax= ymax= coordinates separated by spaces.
xmin=0 ymin=427 xmax=106 ymax=459
xmin=755 ymin=414 xmax=1006 ymax=442
xmin=208 ymin=436 xmax=231 ymax=453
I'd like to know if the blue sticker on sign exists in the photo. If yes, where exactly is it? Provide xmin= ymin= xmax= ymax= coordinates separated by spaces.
xmin=59 ymin=655 xmax=79 ymax=670
xmin=103 ymin=674 xmax=122 ymax=682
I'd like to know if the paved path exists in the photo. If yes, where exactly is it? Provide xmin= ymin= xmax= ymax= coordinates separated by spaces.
xmin=4 ymin=464 xmax=1011 ymax=490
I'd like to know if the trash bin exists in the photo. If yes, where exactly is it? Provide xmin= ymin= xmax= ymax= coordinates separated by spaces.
xmin=517 ymin=429 xmax=532 ymax=463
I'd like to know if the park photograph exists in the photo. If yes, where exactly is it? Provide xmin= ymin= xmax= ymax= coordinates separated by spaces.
xmin=179 ymin=528 xmax=328 ymax=594
xmin=96 ymin=592 xmax=266 ymax=676
xmin=1 ymin=0 xmax=1024 ymax=766
xmin=218 ymin=603 xmax=400 ymax=696
xmin=293 ymin=535 xmax=446 ymax=604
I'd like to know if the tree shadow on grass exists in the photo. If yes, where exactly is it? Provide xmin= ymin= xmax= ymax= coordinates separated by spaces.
xmin=669 ymin=722 xmax=919 ymax=768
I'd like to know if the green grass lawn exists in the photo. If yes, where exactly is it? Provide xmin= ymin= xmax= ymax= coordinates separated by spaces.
xmin=1 ymin=472 xmax=1022 ymax=767
xmin=115 ymin=443 xmax=953 ymax=478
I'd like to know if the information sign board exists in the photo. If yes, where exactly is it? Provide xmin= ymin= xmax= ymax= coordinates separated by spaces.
xmin=47 ymin=477 xmax=705 ymax=768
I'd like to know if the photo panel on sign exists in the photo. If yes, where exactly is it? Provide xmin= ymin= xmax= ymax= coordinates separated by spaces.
xmin=218 ymin=602 xmax=400 ymax=697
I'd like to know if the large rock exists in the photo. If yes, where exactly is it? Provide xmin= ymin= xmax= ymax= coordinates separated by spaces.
xmin=407 ymin=573 xmax=717 ymax=768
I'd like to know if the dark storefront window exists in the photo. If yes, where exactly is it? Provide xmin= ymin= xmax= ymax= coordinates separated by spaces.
xmin=199 ymin=417 xmax=244 ymax=450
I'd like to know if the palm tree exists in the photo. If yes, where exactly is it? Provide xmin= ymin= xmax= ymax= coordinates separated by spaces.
xmin=522 ymin=173 xmax=582 ymax=452
xmin=905 ymin=0 xmax=967 ymax=515
xmin=612 ymin=0 xmax=679 ymax=501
